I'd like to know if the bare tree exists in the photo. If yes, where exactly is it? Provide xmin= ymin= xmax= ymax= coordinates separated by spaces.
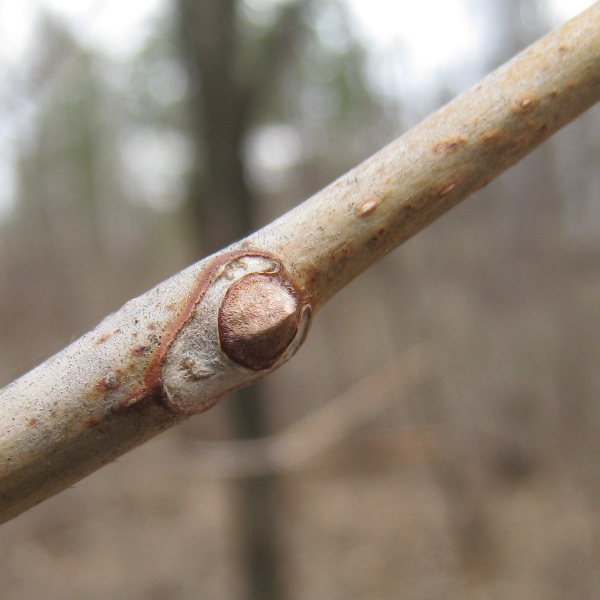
xmin=172 ymin=2 xmax=383 ymax=597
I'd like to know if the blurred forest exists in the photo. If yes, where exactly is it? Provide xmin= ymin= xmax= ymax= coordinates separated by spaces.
xmin=0 ymin=0 xmax=599 ymax=599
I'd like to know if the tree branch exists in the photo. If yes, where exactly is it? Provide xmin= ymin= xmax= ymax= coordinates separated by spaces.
xmin=1 ymin=3 xmax=599 ymax=524
xmin=188 ymin=345 xmax=430 ymax=478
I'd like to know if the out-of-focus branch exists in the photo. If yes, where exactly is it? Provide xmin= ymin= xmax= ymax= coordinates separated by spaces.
xmin=0 ymin=3 xmax=599 ymax=524
xmin=189 ymin=345 xmax=430 ymax=478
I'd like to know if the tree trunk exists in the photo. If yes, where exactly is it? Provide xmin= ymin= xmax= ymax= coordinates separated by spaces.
xmin=176 ymin=1 xmax=286 ymax=597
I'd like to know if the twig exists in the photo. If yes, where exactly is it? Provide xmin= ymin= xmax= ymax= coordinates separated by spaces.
xmin=0 ymin=3 xmax=599 ymax=523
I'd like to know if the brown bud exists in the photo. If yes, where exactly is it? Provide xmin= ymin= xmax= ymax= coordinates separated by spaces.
xmin=218 ymin=272 xmax=300 ymax=371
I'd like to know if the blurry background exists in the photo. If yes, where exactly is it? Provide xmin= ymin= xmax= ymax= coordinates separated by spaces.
xmin=0 ymin=0 xmax=599 ymax=598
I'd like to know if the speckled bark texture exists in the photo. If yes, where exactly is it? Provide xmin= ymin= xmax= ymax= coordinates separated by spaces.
xmin=1 ymin=2 xmax=599 ymax=523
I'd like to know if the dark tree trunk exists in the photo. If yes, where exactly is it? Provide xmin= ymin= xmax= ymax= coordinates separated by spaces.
xmin=175 ymin=1 xmax=285 ymax=598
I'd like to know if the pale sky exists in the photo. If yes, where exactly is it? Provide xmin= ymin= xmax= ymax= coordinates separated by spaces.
xmin=0 ymin=0 xmax=595 ymax=218
xmin=0 ymin=0 xmax=166 ymax=61
xmin=0 ymin=0 xmax=593 ymax=64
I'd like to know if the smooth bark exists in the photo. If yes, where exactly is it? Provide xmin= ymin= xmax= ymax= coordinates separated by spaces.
xmin=1 ymin=3 xmax=599 ymax=523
